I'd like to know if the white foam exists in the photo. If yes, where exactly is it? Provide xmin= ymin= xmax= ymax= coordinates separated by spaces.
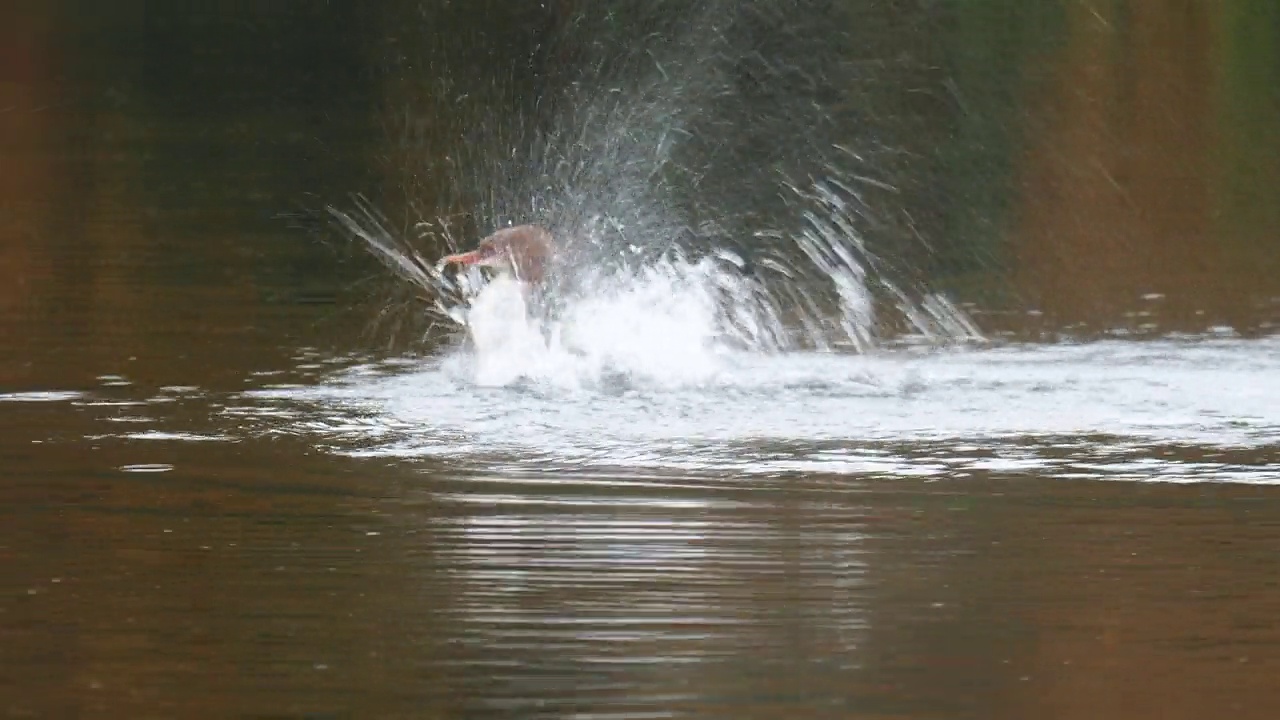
xmin=243 ymin=335 xmax=1280 ymax=483
xmin=445 ymin=256 xmax=766 ymax=391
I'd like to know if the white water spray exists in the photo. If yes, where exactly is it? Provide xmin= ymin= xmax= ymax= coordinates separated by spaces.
xmin=329 ymin=0 xmax=983 ymax=390
xmin=331 ymin=179 xmax=982 ymax=391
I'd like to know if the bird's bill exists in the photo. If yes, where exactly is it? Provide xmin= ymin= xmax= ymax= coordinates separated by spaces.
xmin=439 ymin=250 xmax=486 ymax=267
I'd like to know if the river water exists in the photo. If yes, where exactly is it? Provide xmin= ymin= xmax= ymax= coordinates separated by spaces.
xmin=5 ymin=3 xmax=1280 ymax=719
xmin=6 ymin=235 xmax=1280 ymax=718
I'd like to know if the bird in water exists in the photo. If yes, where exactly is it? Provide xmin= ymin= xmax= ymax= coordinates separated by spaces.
xmin=436 ymin=224 xmax=560 ymax=354
xmin=438 ymin=224 xmax=555 ymax=287
xmin=436 ymin=224 xmax=561 ymax=345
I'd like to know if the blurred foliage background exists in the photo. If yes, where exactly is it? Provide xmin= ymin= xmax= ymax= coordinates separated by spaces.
xmin=2 ymin=0 xmax=1278 ymax=354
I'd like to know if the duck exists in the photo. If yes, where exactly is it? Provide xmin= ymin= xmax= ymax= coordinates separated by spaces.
xmin=438 ymin=224 xmax=555 ymax=287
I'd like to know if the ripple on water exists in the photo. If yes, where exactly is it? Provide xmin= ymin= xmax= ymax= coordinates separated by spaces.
xmin=235 ymin=336 xmax=1280 ymax=484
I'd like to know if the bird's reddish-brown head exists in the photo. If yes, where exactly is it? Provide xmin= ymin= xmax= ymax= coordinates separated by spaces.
xmin=439 ymin=224 xmax=554 ymax=285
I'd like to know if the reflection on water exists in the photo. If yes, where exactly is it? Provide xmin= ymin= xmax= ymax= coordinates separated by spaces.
xmin=7 ymin=414 xmax=1280 ymax=718
xmin=4 ymin=2 xmax=1280 ymax=719
xmin=6 ymin=339 xmax=1280 ymax=717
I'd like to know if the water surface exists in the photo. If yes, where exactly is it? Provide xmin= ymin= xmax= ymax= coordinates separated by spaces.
xmin=4 ymin=3 xmax=1280 ymax=719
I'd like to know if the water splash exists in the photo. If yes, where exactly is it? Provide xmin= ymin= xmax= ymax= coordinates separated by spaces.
xmin=332 ymin=182 xmax=981 ymax=390
xmin=330 ymin=0 xmax=982 ymax=386
xmin=446 ymin=252 xmax=782 ymax=390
